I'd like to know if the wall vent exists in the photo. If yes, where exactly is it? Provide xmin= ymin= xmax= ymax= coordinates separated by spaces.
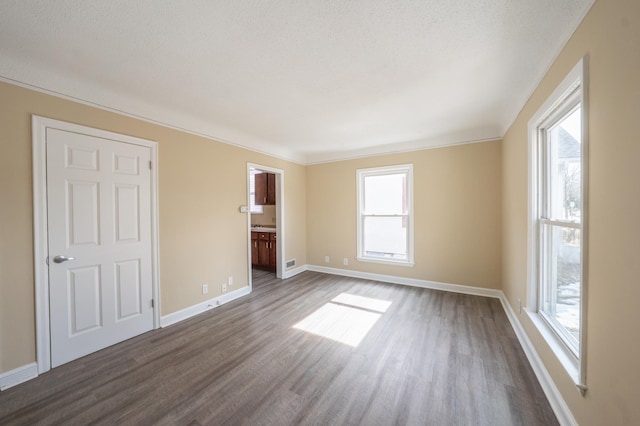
xmin=286 ymin=259 xmax=296 ymax=268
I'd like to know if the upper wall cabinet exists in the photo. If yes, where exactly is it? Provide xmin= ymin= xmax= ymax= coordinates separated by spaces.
xmin=255 ymin=173 xmax=276 ymax=205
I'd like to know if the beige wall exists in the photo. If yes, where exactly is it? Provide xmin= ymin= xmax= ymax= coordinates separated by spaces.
xmin=502 ymin=0 xmax=640 ymax=424
xmin=306 ymin=141 xmax=502 ymax=289
xmin=0 ymin=81 xmax=307 ymax=373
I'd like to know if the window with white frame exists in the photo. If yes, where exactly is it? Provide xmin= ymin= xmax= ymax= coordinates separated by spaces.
xmin=357 ymin=164 xmax=413 ymax=266
xmin=528 ymin=58 xmax=588 ymax=391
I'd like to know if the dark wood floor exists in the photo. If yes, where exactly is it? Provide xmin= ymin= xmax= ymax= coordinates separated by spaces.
xmin=0 ymin=272 xmax=558 ymax=425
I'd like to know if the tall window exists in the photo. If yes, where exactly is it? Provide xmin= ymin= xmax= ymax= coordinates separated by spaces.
xmin=357 ymin=164 xmax=413 ymax=266
xmin=539 ymin=104 xmax=582 ymax=352
xmin=528 ymin=58 xmax=587 ymax=391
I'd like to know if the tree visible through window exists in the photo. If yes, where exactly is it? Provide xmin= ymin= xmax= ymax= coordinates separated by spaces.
xmin=357 ymin=164 xmax=413 ymax=265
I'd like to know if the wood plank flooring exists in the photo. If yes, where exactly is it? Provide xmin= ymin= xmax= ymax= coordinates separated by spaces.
xmin=0 ymin=272 xmax=558 ymax=425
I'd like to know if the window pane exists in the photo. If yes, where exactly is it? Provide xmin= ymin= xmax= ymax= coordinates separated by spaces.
xmin=364 ymin=173 xmax=406 ymax=214
xmin=547 ymin=107 xmax=582 ymax=222
xmin=540 ymin=224 xmax=581 ymax=351
xmin=363 ymin=216 xmax=407 ymax=260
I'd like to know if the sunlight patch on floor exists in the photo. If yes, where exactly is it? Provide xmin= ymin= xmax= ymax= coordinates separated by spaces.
xmin=293 ymin=293 xmax=391 ymax=347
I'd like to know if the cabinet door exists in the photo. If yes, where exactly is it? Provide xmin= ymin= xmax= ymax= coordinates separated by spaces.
xmin=254 ymin=173 xmax=276 ymax=206
xmin=254 ymin=173 xmax=268 ymax=205
xmin=251 ymin=232 xmax=259 ymax=266
xmin=258 ymin=233 xmax=270 ymax=266
xmin=269 ymin=234 xmax=277 ymax=268
xmin=266 ymin=173 xmax=276 ymax=205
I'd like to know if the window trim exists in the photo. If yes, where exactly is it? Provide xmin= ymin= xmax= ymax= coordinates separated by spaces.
xmin=356 ymin=164 xmax=414 ymax=267
xmin=527 ymin=57 xmax=589 ymax=394
xmin=537 ymin=94 xmax=582 ymax=358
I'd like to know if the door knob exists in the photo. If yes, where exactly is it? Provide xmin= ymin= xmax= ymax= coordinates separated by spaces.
xmin=53 ymin=255 xmax=75 ymax=264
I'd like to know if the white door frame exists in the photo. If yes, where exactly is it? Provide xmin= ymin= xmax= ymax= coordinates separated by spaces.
xmin=32 ymin=116 xmax=161 ymax=374
xmin=246 ymin=163 xmax=285 ymax=290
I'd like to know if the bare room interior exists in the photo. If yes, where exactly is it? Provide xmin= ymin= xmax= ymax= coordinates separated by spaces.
xmin=0 ymin=1 xmax=638 ymax=425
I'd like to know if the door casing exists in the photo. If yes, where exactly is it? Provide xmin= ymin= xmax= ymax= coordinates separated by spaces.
xmin=32 ymin=116 xmax=161 ymax=374
xmin=246 ymin=162 xmax=285 ymax=290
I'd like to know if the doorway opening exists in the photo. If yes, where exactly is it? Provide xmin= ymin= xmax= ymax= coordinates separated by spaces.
xmin=247 ymin=163 xmax=284 ymax=290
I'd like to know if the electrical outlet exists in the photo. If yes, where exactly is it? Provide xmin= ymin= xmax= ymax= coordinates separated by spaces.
xmin=202 ymin=284 xmax=208 ymax=295
xmin=343 ymin=258 xmax=348 ymax=266
xmin=228 ymin=276 xmax=233 ymax=287
xmin=222 ymin=282 xmax=227 ymax=293
xmin=325 ymin=256 xmax=330 ymax=263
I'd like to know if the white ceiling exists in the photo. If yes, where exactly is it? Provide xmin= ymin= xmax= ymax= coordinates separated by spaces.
xmin=0 ymin=0 xmax=595 ymax=164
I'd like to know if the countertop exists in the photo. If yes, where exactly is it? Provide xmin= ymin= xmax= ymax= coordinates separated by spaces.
xmin=251 ymin=226 xmax=276 ymax=233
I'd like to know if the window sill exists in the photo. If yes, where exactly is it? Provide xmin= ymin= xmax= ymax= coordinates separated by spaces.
xmin=524 ymin=308 xmax=580 ymax=385
xmin=356 ymin=257 xmax=415 ymax=267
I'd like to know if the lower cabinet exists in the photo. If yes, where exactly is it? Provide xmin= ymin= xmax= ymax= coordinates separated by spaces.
xmin=269 ymin=233 xmax=277 ymax=268
xmin=251 ymin=231 xmax=276 ymax=272
xmin=251 ymin=232 xmax=259 ymax=266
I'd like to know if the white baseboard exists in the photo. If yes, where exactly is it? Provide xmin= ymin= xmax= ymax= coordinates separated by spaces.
xmin=306 ymin=264 xmax=502 ymax=298
xmin=498 ymin=294 xmax=577 ymax=426
xmin=0 ymin=362 xmax=38 ymax=391
xmin=282 ymin=264 xmax=309 ymax=279
xmin=160 ymin=285 xmax=251 ymax=328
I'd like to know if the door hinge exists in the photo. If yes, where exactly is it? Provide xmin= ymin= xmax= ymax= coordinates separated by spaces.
xmin=45 ymin=256 xmax=49 ymax=266
xmin=151 ymin=299 xmax=155 ymax=308
xmin=149 ymin=161 xmax=152 ymax=170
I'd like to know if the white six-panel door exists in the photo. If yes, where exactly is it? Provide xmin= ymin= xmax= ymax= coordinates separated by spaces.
xmin=46 ymin=128 xmax=154 ymax=367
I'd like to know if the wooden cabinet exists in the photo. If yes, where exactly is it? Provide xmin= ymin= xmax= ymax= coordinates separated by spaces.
xmin=269 ymin=233 xmax=277 ymax=267
xmin=251 ymin=231 xmax=276 ymax=272
xmin=251 ymin=232 xmax=259 ymax=266
xmin=266 ymin=174 xmax=276 ymax=205
xmin=258 ymin=232 xmax=271 ymax=268
xmin=254 ymin=173 xmax=276 ymax=205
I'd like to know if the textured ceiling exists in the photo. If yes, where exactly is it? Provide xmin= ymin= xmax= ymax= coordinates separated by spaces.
xmin=0 ymin=0 xmax=595 ymax=164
